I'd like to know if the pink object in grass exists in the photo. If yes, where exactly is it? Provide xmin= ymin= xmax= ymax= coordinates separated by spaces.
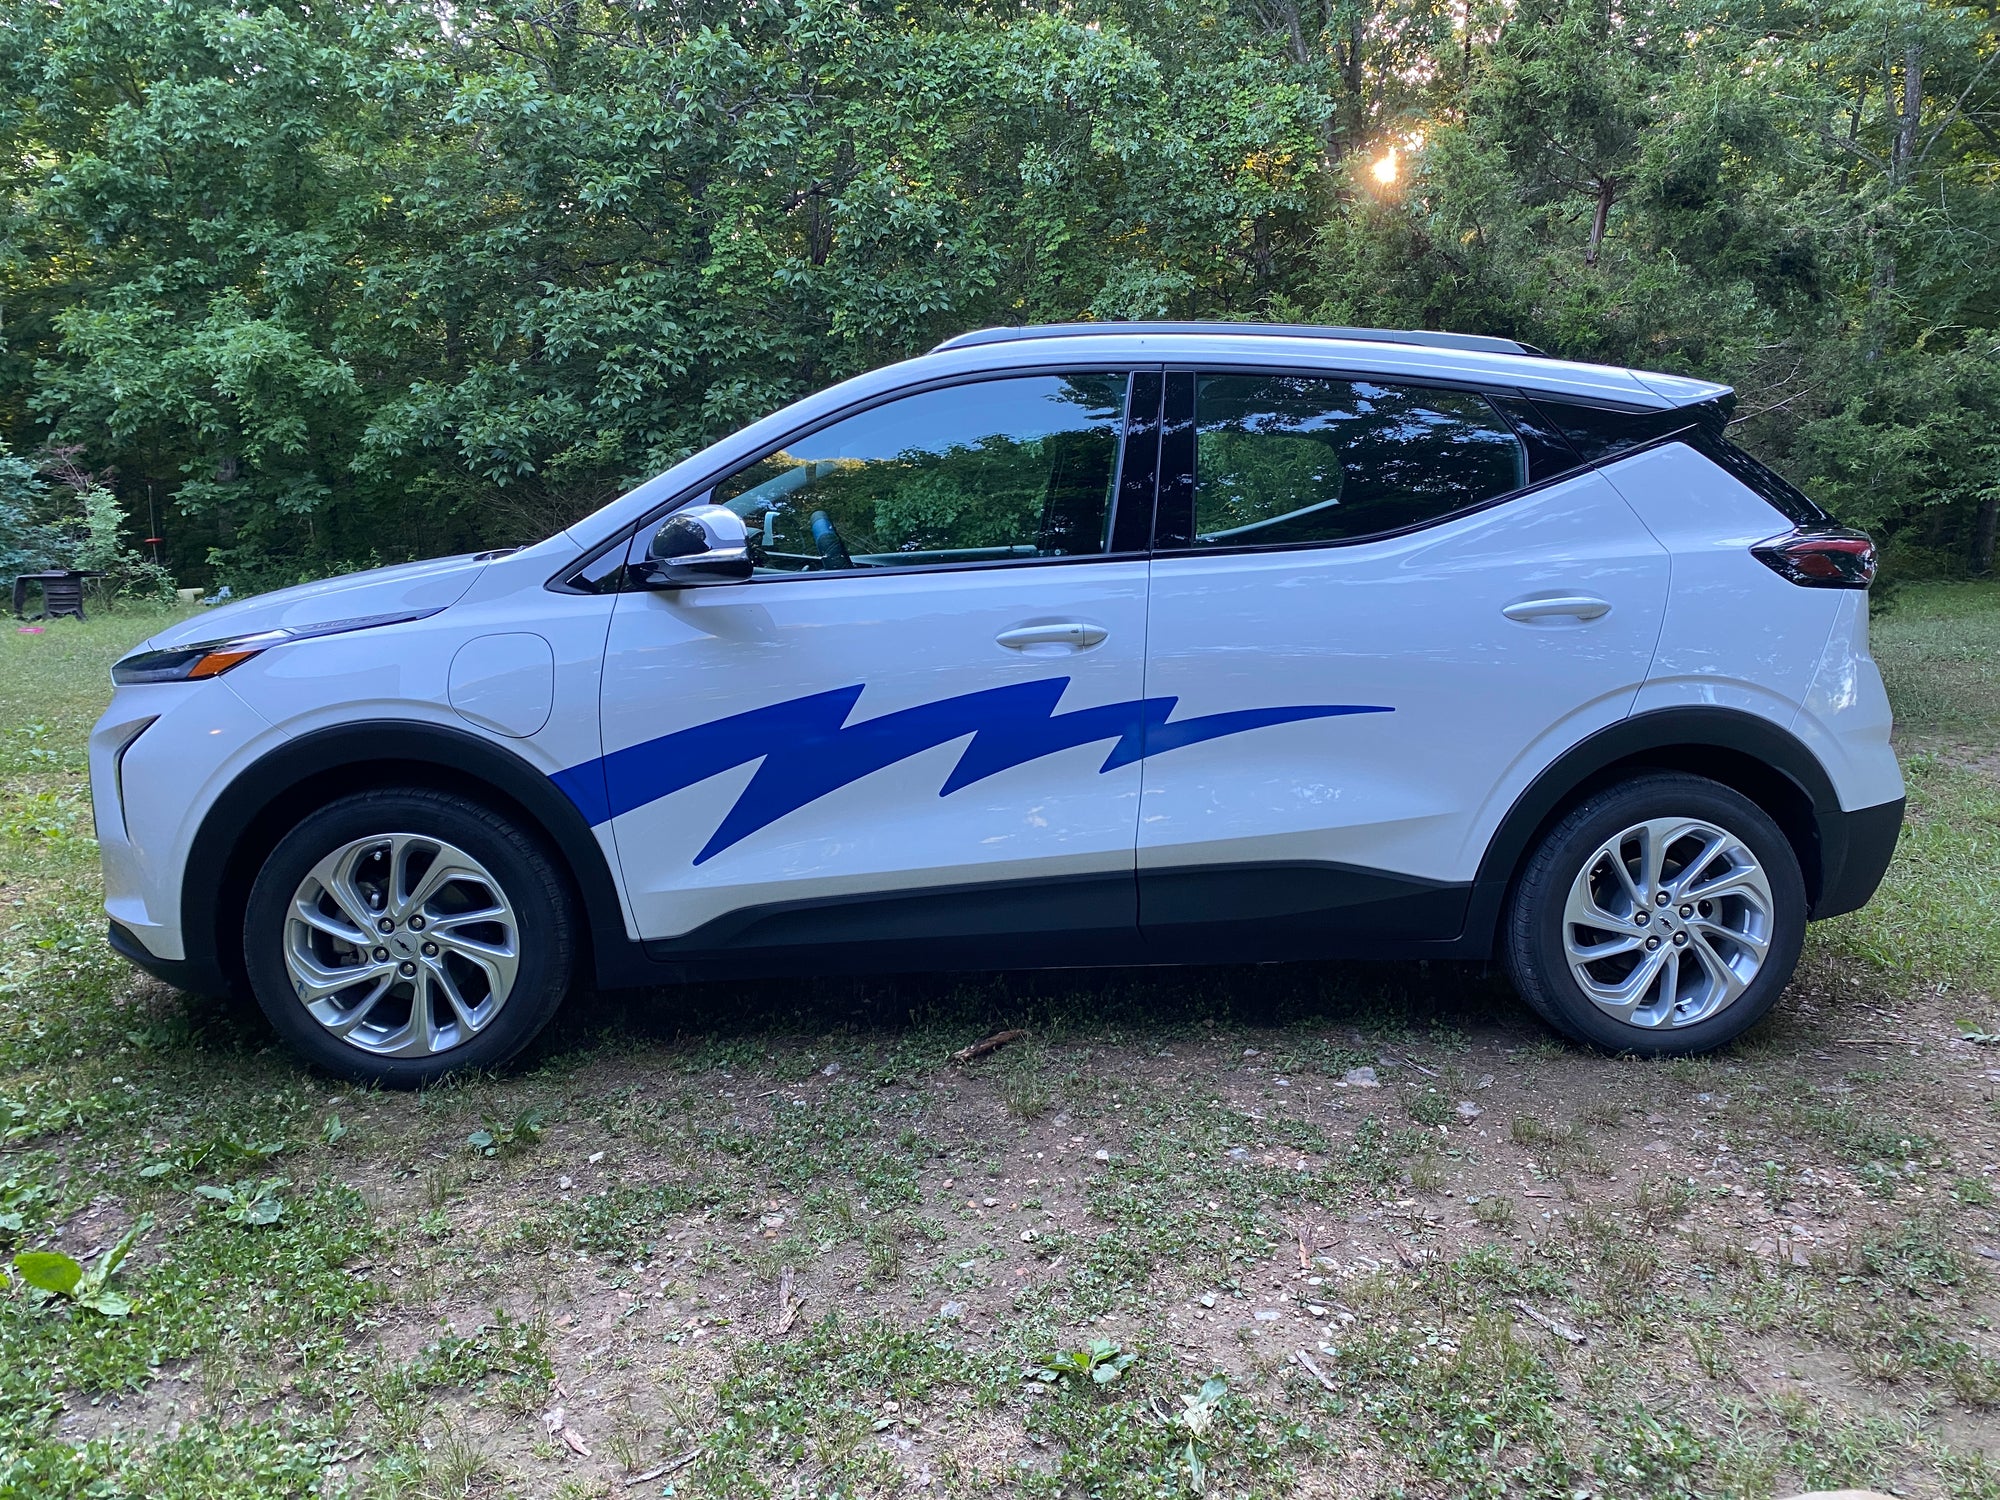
xmin=15 ymin=626 xmax=44 ymax=634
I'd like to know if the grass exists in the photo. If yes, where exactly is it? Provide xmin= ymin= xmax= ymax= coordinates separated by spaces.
xmin=0 ymin=585 xmax=1994 ymax=1495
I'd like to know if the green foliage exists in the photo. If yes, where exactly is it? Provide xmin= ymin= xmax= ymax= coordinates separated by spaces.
xmin=193 ymin=1177 xmax=289 ymax=1227
xmin=465 ymin=1107 xmax=545 ymax=1157
xmin=6 ymin=0 xmax=1988 ymax=589
xmin=10 ymin=1215 xmax=149 ymax=1317
xmin=0 ymin=444 xmax=66 ymax=576
xmin=73 ymin=485 xmax=177 ymax=606
xmin=1029 ymin=1337 xmax=1139 ymax=1387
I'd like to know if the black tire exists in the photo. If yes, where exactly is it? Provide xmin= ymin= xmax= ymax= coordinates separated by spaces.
xmin=1503 ymin=773 xmax=1806 ymax=1056
xmin=243 ymin=788 xmax=575 ymax=1087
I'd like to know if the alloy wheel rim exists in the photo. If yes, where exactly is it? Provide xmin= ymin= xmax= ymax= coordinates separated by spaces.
xmin=283 ymin=833 xmax=520 ymax=1057
xmin=1561 ymin=815 xmax=1774 ymax=1030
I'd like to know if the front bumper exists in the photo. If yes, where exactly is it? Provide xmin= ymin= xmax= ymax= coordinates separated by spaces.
xmin=1811 ymin=796 xmax=1905 ymax=920
xmin=107 ymin=921 xmax=231 ymax=997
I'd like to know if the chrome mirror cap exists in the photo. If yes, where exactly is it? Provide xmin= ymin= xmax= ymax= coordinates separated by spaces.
xmin=640 ymin=504 xmax=753 ymax=586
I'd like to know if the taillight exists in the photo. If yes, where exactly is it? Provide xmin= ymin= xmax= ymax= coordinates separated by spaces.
xmin=1751 ymin=526 xmax=1877 ymax=589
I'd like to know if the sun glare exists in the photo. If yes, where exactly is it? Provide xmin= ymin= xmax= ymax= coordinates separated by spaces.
xmin=1370 ymin=148 xmax=1399 ymax=186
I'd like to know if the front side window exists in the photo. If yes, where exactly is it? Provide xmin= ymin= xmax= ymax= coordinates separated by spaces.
xmin=710 ymin=373 xmax=1129 ymax=574
xmin=1190 ymin=374 xmax=1526 ymax=547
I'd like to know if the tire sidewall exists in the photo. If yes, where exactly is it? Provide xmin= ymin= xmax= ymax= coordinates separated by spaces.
xmin=1509 ymin=775 xmax=1807 ymax=1056
xmin=243 ymin=790 xmax=572 ymax=1086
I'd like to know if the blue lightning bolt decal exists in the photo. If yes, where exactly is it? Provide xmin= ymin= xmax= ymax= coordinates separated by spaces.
xmin=551 ymin=678 xmax=1389 ymax=864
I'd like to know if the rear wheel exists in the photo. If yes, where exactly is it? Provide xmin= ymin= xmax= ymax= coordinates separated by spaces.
xmin=1504 ymin=773 xmax=1805 ymax=1056
xmin=243 ymin=789 xmax=574 ymax=1086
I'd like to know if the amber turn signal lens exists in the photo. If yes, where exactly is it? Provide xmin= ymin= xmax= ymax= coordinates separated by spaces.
xmin=186 ymin=648 xmax=265 ymax=679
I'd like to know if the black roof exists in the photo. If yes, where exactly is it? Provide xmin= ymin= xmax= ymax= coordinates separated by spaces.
xmin=932 ymin=322 xmax=1543 ymax=358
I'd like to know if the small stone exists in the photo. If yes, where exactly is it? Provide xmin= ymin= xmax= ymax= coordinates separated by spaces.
xmin=1253 ymin=1308 xmax=1283 ymax=1322
xmin=1343 ymin=1067 xmax=1379 ymax=1088
xmin=1227 ymin=1146 xmax=1251 ymax=1161
xmin=1094 ymin=1149 xmax=1111 ymax=1162
xmin=821 ymin=1062 xmax=840 ymax=1076
xmin=1307 ymin=1304 xmax=1329 ymax=1319
xmin=557 ymin=1175 xmax=573 ymax=1191
xmin=1455 ymin=1101 xmax=1482 ymax=1122
xmin=587 ymin=1151 xmax=604 ymax=1164
xmin=982 ymin=1196 xmax=998 ymax=1207
xmin=1243 ymin=1049 xmax=1260 ymax=1058
xmin=1475 ymin=1074 xmax=1494 ymax=1089
xmin=939 ymin=1301 xmax=965 ymax=1321
xmin=760 ymin=1211 xmax=786 ymax=1229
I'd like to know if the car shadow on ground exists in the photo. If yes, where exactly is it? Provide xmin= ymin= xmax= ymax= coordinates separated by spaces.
xmin=531 ymin=955 xmax=1539 ymax=1066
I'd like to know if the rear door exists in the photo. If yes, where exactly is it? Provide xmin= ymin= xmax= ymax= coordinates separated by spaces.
xmin=1135 ymin=368 xmax=1671 ymax=955
xmin=574 ymin=370 xmax=1161 ymax=967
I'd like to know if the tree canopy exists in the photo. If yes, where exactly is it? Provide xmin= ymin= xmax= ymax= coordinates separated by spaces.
xmin=2 ymin=0 xmax=1996 ymax=589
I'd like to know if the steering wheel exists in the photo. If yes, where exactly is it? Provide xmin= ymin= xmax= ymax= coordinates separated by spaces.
xmin=809 ymin=510 xmax=853 ymax=571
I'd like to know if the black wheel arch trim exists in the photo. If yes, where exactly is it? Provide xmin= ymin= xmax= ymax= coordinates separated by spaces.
xmin=176 ymin=719 xmax=656 ymax=997
xmin=1464 ymin=705 xmax=1895 ymax=952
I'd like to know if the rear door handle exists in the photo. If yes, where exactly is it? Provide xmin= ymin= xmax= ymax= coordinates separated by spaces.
xmin=996 ymin=622 xmax=1108 ymax=652
xmin=1502 ymin=594 xmax=1612 ymax=623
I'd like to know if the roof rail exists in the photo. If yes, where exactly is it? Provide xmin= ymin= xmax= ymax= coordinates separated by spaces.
xmin=931 ymin=322 xmax=1543 ymax=358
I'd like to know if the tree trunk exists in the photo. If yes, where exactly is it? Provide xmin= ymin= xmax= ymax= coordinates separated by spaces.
xmin=1973 ymin=493 xmax=2000 ymax=575
xmin=1893 ymin=39 xmax=1923 ymax=185
xmin=1585 ymin=179 xmax=1614 ymax=267
xmin=1869 ymin=36 xmax=1923 ymax=359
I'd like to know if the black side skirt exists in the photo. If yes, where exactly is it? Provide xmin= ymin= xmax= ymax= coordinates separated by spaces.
xmin=638 ymin=861 xmax=1476 ymax=982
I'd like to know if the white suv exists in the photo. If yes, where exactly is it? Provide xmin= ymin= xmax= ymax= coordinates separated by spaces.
xmin=89 ymin=325 xmax=1903 ymax=1084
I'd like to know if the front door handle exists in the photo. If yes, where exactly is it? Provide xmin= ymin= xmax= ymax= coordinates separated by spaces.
xmin=996 ymin=621 xmax=1109 ymax=653
xmin=1502 ymin=594 xmax=1613 ymax=623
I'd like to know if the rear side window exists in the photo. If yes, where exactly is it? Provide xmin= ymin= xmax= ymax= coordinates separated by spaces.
xmin=1526 ymin=392 xmax=1824 ymax=524
xmin=711 ymin=373 xmax=1130 ymax=573
xmin=1528 ymin=398 xmax=1698 ymax=463
xmin=1183 ymin=374 xmax=1527 ymax=548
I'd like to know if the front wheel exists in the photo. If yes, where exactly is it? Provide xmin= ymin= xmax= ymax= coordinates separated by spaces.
xmin=243 ymin=788 xmax=575 ymax=1086
xmin=1503 ymin=773 xmax=1806 ymax=1056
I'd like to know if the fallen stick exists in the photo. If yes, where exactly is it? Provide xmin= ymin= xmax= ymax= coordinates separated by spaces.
xmin=950 ymin=1029 xmax=1027 ymax=1065
xmin=774 ymin=1264 xmax=803 ymax=1334
xmin=1292 ymin=1349 xmax=1339 ymax=1393
xmin=1509 ymin=1298 xmax=1585 ymax=1344
xmin=625 ymin=1448 xmax=701 ymax=1487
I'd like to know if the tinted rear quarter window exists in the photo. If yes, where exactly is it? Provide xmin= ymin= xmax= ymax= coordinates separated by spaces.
xmin=1528 ymin=394 xmax=1825 ymax=525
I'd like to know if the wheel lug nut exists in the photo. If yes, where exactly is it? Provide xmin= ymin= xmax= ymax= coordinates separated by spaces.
xmin=421 ymin=941 xmax=438 ymax=957
xmin=1655 ymin=892 xmax=1669 ymax=906
xmin=372 ymin=946 xmax=389 ymax=962
xmin=398 ymin=960 xmax=417 ymax=976
xmin=409 ymin=915 xmax=426 ymax=931
xmin=1673 ymin=932 xmax=1688 ymax=946
xmin=1635 ymin=912 xmax=1649 ymax=927
xmin=1679 ymin=905 xmax=1693 ymax=918
xmin=376 ymin=917 xmax=394 ymax=934
xmin=1646 ymin=936 xmax=1660 ymax=950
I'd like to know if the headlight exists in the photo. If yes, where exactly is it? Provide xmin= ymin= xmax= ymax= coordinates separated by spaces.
xmin=110 ymin=607 xmax=443 ymax=685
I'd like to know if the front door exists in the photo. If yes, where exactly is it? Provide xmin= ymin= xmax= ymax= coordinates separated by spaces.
xmin=1136 ymin=368 xmax=1672 ymax=955
xmin=580 ymin=370 xmax=1157 ymax=966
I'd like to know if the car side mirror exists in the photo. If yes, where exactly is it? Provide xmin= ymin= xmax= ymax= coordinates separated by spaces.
xmin=637 ymin=504 xmax=753 ymax=587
